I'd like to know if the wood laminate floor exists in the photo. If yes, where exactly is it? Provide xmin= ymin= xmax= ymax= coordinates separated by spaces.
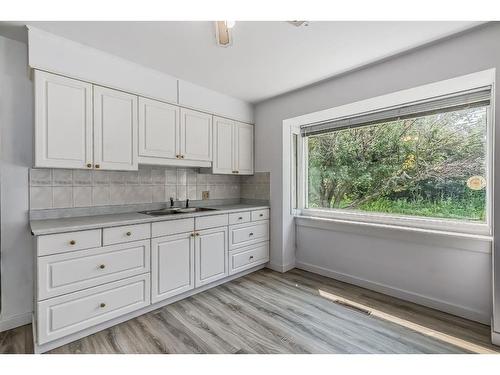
xmin=1 ymin=268 xmax=498 ymax=354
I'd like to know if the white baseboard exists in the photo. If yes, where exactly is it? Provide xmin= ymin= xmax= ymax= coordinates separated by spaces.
xmin=0 ymin=312 xmax=32 ymax=332
xmin=267 ymin=261 xmax=295 ymax=273
xmin=295 ymin=261 xmax=490 ymax=325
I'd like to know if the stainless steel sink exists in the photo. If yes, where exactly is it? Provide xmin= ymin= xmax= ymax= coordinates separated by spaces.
xmin=139 ymin=207 xmax=217 ymax=216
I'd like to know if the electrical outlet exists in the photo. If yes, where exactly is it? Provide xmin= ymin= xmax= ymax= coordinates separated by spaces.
xmin=202 ymin=191 xmax=209 ymax=200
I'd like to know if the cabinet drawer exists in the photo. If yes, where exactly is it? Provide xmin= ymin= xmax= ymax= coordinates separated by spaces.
xmin=38 ymin=240 xmax=150 ymax=300
xmin=229 ymin=221 xmax=269 ymax=250
xmin=37 ymin=229 xmax=102 ymax=256
xmin=251 ymin=209 xmax=269 ymax=221
xmin=195 ymin=214 xmax=228 ymax=230
xmin=228 ymin=212 xmax=251 ymax=225
xmin=229 ymin=242 xmax=269 ymax=275
xmin=37 ymin=274 xmax=150 ymax=344
xmin=103 ymin=223 xmax=150 ymax=245
xmin=152 ymin=218 xmax=194 ymax=237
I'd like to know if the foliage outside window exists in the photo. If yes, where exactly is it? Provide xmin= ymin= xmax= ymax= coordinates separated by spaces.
xmin=306 ymin=106 xmax=488 ymax=222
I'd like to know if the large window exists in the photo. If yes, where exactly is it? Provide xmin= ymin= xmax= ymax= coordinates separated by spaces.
xmin=298 ymin=86 xmax=492 ymax=231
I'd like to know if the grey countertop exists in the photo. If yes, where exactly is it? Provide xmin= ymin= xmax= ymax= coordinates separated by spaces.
xmin=30 ymin=204 xmax=270 ymax=235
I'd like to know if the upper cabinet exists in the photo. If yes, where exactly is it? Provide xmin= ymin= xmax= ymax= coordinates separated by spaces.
xmin=34 ymin=71 xmax=138 ymax=171
xmin=138 ymin=97 xmax=179 ymax=162
xmin=138 ymin=101 xmax=212 ymax=167
xmin=213 ymin=116 xmax=254 ymax=175
xmin=34 ymin=70 xmax=254 ymax=172
xmin=93 ymin=86 xmax=138 ymax=171
xmin=35 ymin=71 xmax=93 ymax=169
xmin=179 ymin=108 xmax=212 ymax=162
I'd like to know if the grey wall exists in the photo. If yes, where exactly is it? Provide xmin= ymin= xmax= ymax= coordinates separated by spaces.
xmin=254 ymin=22 xmax=500 ymax=323
xmin=0 ymin=35 xmax=34 ymax=330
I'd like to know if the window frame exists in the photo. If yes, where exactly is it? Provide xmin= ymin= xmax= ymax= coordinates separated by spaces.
xmin=290 ymin=70 xmax=495 ymax=236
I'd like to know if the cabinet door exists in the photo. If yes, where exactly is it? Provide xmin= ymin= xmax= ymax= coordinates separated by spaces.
xmin=93 ymin=86 xmax=138 ymax=170
xmin=138 ymin=97 xmax=179 ymax=161
xmin=152 ymin=232 xmax=194 ymax=303
xmin=212 ymin=116 xmax=234 ymax=174
xmin=234 ymin=122 xmax=254 ymax=175
xmin=179 ymin=108 xmax=212 ymax=161
xmin=35 ymin=70 xmax=93 ymax=169
xmin=195 ymin=226 xmax=228 ymax=287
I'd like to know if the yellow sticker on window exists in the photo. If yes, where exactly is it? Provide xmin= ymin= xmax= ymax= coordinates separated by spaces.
xmin=467 ymin=176 xmax=486 ymax=190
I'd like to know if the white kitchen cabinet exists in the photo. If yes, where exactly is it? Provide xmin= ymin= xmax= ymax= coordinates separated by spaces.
xmin=151 ymin=232 xmax=195 ymax=303
xmin=212 ymin=116 xmax=234 ymax=174
xmin=93 ymin=86 xmax=138 ymax=171
xmin=138 ymin=97 xmax=179 ymax=162
xmin=179 ymin=108 xmax=212 ymax=162
xmin=234 ymin=122 xmax=254 ymax=175
xmin=34 ymin=70 xmax=93 ymax=169
xmin=195 ymin=226 xmax=228 ymax=287
xmin=35 ymin=70 xmax=138 ymax=171
xmin=212 ymin=116 xmax=254 ymax=175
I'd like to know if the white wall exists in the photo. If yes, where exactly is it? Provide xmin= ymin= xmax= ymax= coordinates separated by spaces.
xmin=0 ymin=35 xmax=34 ymax=330
xmin=255 ymin=22 xmax=500 ymax=323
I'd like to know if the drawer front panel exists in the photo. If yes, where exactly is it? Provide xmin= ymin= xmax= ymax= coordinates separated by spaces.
xmin=38 ymin=240 xmax=150 ymax=300
xmin=103 ymin=223 xmax=150 ymax=246
xmin=37 ymin=229 xmax=102 ymax=256
xmin=228 ymin=212 xmax=251 ymax=225
xmin=229 ymin=221 xmax=269 ymax=250
xmin=37 ymin=274 xmax=150 ymax=344
xmin=229 ymin=242 xmax=269 ymax=275
xmin=152 ymin=218 xmax=194 ymax=237
xmin=195 ymin=214 xmax=228 ymax=230
xmin=251 ymin=209 xmax=269 ymax=222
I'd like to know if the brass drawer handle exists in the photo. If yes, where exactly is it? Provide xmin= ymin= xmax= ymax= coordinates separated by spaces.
xmin=69 ymin=240 xmax=76 ymax=245
xmin=126 ymin=231 xmax=132 ymax=236
xmin=95 ymin=164 xmax=100 ymax=169
xmin=86 ymin=163 xmax=92 ymax=168
xmin=100 ymin=303 xmax=106 ymax=308
xmin=99 ymin=264 xmax=106 ymax=269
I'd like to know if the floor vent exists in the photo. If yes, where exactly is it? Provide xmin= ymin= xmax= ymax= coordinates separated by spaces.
xmin=333 ymin=300 xmax=372 ymax=316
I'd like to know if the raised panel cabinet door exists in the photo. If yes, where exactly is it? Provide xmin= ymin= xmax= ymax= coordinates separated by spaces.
xmin=195 ymin=226 xmax=228 ymax=287
xmin=212 ymin=116 xmax=234 ymax=174
xmin=151 ymin=232 xmax=195 ymax=303
xmin=138 ymin=97 xmax=179 ymax=160
xmin=35 ymin=70 xmax=93 ymax=169
xmin=234 ymin=122 xmax=254 ymax=175
xmin=93 ymin=86 xmax=138 ymax=170
xmin=179 ymin=108 xmax=212 ymax=161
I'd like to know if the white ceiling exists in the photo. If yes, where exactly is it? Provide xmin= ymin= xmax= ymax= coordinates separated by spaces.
xmin=8 ymin=21 xmax=485 ymax=103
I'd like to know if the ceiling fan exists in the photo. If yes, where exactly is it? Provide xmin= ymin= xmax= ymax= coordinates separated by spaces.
xmin=214 ymin=20 xmax=309 ymax=48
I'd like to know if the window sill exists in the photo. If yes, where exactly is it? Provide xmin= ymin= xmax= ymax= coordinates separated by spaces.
xmin=295 ymin=213 xmax=493 ymax=244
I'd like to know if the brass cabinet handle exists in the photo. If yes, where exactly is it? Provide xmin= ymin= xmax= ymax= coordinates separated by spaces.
xmin=86 ymin=163 xmax=92 ymax=168
xmin=100 ymin=303 xmax=106 ymax=308
xmin=176 ymin=155 xmax=180 ymax=159
xmin=126 ymin=231 xmax=132 ymax=236
xmin=195 ymin=232 xmax=200 ymax=236
xmin=190 ymin=233 xmax=194 ymax=237
xmin=180 ymin=155 xmax=184 ymax=159
xmin=259 ymin=214 xmax=264 ymax=217
xmin=238 ymin=217 xmax=243 ymax=220
xmin=99 ymin=264 xmax=106 ymax=269
xmin=249 ymin=232 xmax=254 ymax=236
xmin=69 ymin=240 xmax=76 ymax=245
xmin=249 ymin=255 xmax=254 ymax=260
xmin=95 ymin=164 xmax=100 ymax=169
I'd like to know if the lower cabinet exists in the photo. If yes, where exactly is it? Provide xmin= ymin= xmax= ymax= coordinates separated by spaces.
xmin=151 ymin=232 xmax=195 ymax=303
xmin=195 ymin=226 xmax=228 ymax=287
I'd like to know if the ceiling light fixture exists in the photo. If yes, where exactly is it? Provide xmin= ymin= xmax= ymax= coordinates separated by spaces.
xmin=215 ymin=21 xmax=235 ymax=47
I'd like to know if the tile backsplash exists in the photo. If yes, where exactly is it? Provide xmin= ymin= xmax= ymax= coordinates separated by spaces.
xmin=29 ymin=167 xmax=270 ymax=210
